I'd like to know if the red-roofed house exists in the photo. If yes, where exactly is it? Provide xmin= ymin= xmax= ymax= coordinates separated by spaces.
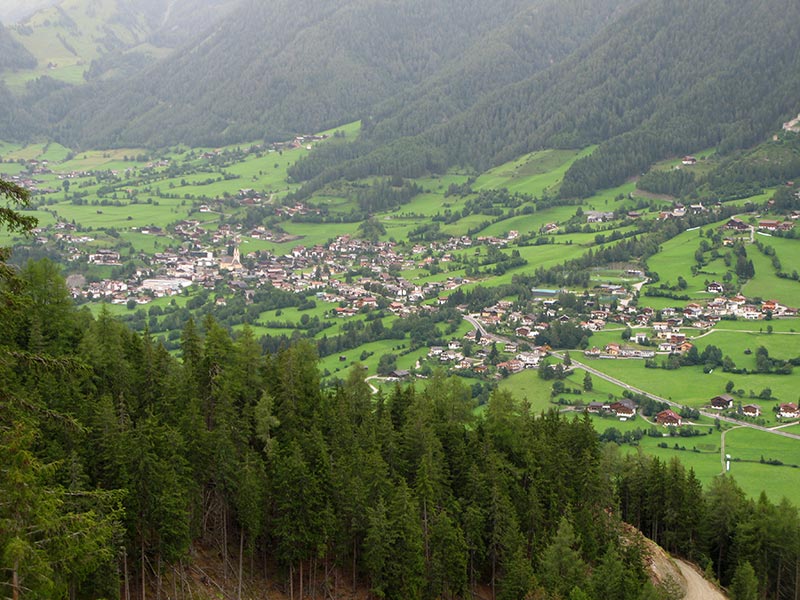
xmin=656 ymin=410 xmax=682 ymax=427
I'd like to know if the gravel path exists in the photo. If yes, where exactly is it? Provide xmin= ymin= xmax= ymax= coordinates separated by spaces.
xmin=673 ymin=558 xmax=727 ymax=600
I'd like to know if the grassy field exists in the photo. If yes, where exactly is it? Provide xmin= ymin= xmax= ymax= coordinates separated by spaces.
xmin=642 ymin=220 xmax=730 ymax=295
xmin=473 ymin=147 xmax=593 ymax=197
xmin=743 ymin=242 xmax=800 ymax=306
xmin=583 ymin=352 xmax=800 ymax=423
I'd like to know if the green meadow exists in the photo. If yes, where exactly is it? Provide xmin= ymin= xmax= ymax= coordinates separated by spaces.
xmin=583 ymin=348 xmax=800 ymax=422
xmin=743 ymin=241 xmax=800 ymax=305
xmin=473 ymin=147 xmax=593 ymax=197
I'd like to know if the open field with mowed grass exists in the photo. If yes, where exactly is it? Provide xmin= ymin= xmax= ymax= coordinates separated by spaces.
xmin=743 ymin=244 xmax=800 ymax=306
xmin=582 ymin=354 xmax=800 ymax=424
xmin=473 ymin=147 xmax=592 ymax=197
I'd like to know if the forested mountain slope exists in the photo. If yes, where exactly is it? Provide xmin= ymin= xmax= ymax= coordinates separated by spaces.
xmin=433 ymin=0 xmax=800 ymax=193
xmin=356 ymin=0 xmax=638 ymax=144
xmin=53 ymin=0 xmax=631 ymax=148
xmin=0 ymin=23 xmax=37 ymax=71
xmin=290 ymin=0 xmax=800 ymax=198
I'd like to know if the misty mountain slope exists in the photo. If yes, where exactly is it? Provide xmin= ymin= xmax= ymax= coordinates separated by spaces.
xmin=0 ymin=0 xmax=58 ymax=24
xmin=55 ymin=0 xmax=580 ymax=148
xmin=0 ymin=23 xmax=37 ymax=71
xmin=3 ymin=0 xmax=238 ymax=89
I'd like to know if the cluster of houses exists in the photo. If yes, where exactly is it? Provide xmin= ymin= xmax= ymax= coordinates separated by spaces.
xmin=584 ymin=393 xmax=800 ymax=430
xmin=711 ymin=394 xmax=799 ymax=420
xmin=62 ymin=228 xmax=482 ymax=310
xmin=726 ymin=216 xmax=798 ymax=233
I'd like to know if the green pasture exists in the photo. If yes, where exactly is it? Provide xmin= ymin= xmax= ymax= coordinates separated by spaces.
xmin=694 ymin=327 xmax=800 ymax=368
xmin=118 ymin=231 xmax=166 ymax=254
xmin=313 ymin=195 xmax=357 ymax=215
xmin=0 ymin=209 xmax=56 ymax=245
xmin=499 ymin=369 xmax=562 ymax=413
xmin=318 ymin=120 xmax=362 ymax=138
xmin=0 ymin=162 xmax=26 ymax=177
xmin=583 ymin=357 xmax=799 ymax=421
xmin=415 ymin=172 xmax=474 ymax=193
xmin=3 ymin=142 xmax=75 ymax=164
xmin=644 ymin=220 xmax=730 ymax=289
xmin=724 ymin=189 xmax=776 ymax=208
xmin=219 ymin=156 xmax=298 ymax=194
xmin=726 ymin=427 xmax=800 ymax=466
xmin=245 ymin=221 xmax=361 ymax=255
xmin=743 ymin=241 xmax=800 ymax=306
xmin=2 ymin=143 xmax=52 ymax=161
xmin=620 ymin=436 xmax=725 ymax=484
xmin=0 ymin=140 xmax=23 ymax=155
xmin=318 ymin=338 xmax=412 ymax=379
xmin=712 ymin=319 xmax=799 ymax=333
xmin=477 ymin=206 xmax=576 ymax=238
xmin=724 ymin=460 xmax=800 ymax=505
xmin=86 ymin=291 xmax=196 ymax=319
xmin=500 ymin=366 xmax=625 ymax=415
xmin=49 ymin=198 xmax=192 ymax=229
xmin=58 ymin=149 xmax=151 ymax=171
xmin=473 ymin=147 xmax=592 ymax=197
xmin=396 ymin=191 xmax=473 ymax=217
xmin=257 ymin=302 xmax=337 ymax=325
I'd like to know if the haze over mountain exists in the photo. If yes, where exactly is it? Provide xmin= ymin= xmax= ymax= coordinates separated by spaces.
xmin=0 ymin=0 xmax=58 ymax=24
xmin=49 ymin=0 xmax=632 ymax=148
xmin=1 ymin=0 xmax=238 ymax=87
xmin=0 ymin=22 xmax=36 ymax=71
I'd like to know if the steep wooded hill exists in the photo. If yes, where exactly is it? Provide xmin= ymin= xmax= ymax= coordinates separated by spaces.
xmin=426 ymin=0 xmax=800 ymax=195
xmin=289 ymin=0 xmax=800 ymax=199
xmin=52 ymin=0 xmax=631 ymax=148
xmin=356 ymin=0 xmax=638 ymax=144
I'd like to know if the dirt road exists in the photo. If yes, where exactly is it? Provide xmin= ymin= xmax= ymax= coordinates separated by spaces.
xmin=673 ymin=558 xmax=726 ymax=600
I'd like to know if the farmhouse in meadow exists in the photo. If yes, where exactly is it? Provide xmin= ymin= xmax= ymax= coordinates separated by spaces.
xmin=778 ymin=403 xmax=799 ymax=419
xmin=609 ymin=400 xmax=636 ymax=420
xmin=656 ymin=410 xmax=682 ymax=427
xmin=742 ymin=404 xmax=761 ymax=418
xmin=710 ymin=394 xmax=735 ymax=410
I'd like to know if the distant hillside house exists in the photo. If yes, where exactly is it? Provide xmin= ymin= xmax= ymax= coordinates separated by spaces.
xmin=724 ymin=218 xmax=750 ymax=232
xmin=758 ymin=220 xmax=794 ymax=232
xmin=682 ymin=156 xmax=697 ymax=165
xmin=783 ymin=113 xmax=800 ymax=133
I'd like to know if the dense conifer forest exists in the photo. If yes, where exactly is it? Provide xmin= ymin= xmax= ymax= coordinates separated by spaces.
xmin=2 ymin=179 xmax=800 ymax=599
